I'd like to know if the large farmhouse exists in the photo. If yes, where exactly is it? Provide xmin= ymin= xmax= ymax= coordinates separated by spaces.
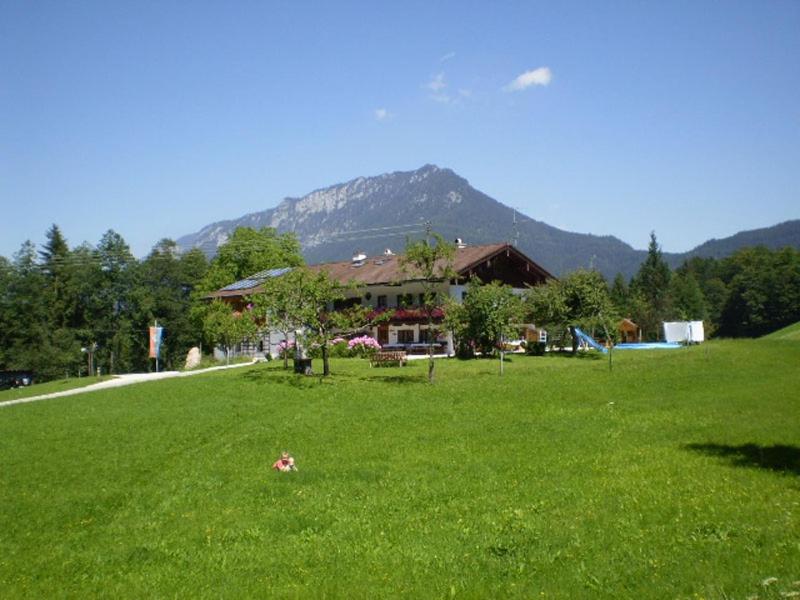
xmin=208 ymin=241 xmax=553 ymax=357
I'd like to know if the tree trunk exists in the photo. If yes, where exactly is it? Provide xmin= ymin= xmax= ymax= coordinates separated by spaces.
xmin=569 ymin=326 xmax=578 ymax=355
xmin=322 ymin=340 xmax=330 ymax=377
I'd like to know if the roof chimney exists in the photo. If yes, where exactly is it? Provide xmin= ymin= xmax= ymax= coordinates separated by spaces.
xmin=455 ymin=238 xmax=467 ymax=249
xmin=352 ymin=251 xmax=367 ymax=266
xmin=383 ymin=248 xmax=394 ymax=256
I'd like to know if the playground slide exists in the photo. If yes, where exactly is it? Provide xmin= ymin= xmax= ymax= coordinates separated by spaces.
xmin=572 ymin=327 xmax=608 ymax=353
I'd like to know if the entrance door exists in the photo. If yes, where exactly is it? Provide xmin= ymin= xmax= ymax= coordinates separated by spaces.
xmin=377 ymin=324 xmax=389 ymax=345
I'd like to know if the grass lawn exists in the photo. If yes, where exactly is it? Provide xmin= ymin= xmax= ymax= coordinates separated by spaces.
xmin=762 ymin=320 xmax=800 ymax=341
xmin=0 ymin=375 xmax=112 ymax=403
xmin=1 ymin=340 xmax=798 ymax=598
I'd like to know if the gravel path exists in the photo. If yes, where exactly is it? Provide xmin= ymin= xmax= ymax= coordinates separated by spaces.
xmin=0 ymin=360 xmax=260 ymax=409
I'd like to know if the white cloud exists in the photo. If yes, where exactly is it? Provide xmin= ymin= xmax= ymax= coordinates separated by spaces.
xmin=426 ymin=72 xmax=447 ymax=92
xmin=430 ymin=93 xmax=451 ymax=104
xmin=458 ymin=88 xmax=472 ymax=98
xmin=439 ymin=51 xmax=456 ymax=63
xmin=374 ymin=108 xmax=391 ymax=121
xmin=504 ymin=67 xmax=552 ymax=92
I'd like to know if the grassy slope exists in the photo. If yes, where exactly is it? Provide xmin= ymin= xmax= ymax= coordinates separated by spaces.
xmin=1 ymin=341 xmax=798 ymax=599
xmin=0 ymin=376 xmax=112 ymax=403
xmin=762 ymin=321 xmax=800 ymax=341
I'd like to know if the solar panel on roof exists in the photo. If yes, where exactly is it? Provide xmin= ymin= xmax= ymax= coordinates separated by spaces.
xmin=221 ymin=279 xmax=258 ymax=291
xmin=219 ymin=266 xmax=293 ymax=291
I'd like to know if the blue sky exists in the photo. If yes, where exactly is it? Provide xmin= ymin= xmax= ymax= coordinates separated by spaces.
xmin=2 ymin=1 xmax=798 ymax=259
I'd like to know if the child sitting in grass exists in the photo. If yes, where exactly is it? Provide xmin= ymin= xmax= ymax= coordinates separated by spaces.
xmin=272 ymin=451 xmax=297 ymax=472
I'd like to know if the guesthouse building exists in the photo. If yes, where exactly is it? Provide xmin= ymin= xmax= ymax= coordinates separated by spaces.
xmin=208 ymin=241 xmax=553 ymax=357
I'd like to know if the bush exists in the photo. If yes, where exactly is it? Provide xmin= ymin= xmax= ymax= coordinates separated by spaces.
xmin=329 ymin=338 xmax=350 ymax=358
xmin=348 ymin=335 xmax=381 ymax=358
xmin=276 ymin=340 xmax=295 ymax=360
xmin=306 ymin=338 xmax=349 ymax=359
xmin=526 ymin=342 xmax=546 ymax=356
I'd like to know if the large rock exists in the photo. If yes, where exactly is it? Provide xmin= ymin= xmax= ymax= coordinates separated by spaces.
xmin=185 ymin=347 xmax=202 ymax=370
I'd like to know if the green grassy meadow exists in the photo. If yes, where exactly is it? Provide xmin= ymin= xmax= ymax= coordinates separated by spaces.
xmin=762 ymin=320 xmax=800 ymax=341
xmin=1 ymin=340 xmax=798 ymax=598
xmin=0 ymin=376 xmax=112 ymax=403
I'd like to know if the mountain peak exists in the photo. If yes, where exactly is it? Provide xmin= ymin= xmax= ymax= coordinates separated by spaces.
xmin=174 ymin=167 xmax=800 ymax=279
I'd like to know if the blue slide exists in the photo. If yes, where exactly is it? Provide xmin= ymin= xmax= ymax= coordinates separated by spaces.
xmin=572 ymin=327 xmax=608 ymax=353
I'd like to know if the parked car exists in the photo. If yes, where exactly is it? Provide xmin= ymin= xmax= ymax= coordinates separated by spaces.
xmin=0 ymin=370 xmax=35 ymax=390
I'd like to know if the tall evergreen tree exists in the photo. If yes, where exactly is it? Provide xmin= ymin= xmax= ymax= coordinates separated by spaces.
xmin=0 ymin=256 xmax=15 ymax=369
xmin=89 ymin=230 xmax=139 ymax=374
xmin=36 ymin=225 xmax=84 ymax=376
xmin=631 ymin=232 xmax=672 ymax=340
xmin=609 ymin=273 xmax=630 ymax=316
xmin=3 ymin=241 xmax=53 ymax=376
xmin=39 ymin=225 xmax=69 ymax=273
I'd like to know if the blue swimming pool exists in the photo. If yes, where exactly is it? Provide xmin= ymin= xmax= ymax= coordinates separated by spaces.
xmin=614 ymin=342 xmax=682 ymax=350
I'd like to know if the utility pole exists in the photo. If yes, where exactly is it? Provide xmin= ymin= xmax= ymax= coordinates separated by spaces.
xmin=512 ymin=207 xmax=520 ymax=247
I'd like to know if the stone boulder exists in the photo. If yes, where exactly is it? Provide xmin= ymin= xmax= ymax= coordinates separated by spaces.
xmin=185 ymin=347 xmax=202 ymax=370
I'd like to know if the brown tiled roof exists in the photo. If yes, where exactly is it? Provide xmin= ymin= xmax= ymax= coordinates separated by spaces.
xmin=308 ymin=243 xmax=516 ymax=285
xmin=208 ymin=243 xmax=553 ymax=298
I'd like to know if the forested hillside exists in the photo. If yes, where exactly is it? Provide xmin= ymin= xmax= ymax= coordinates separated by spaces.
xmin=2 ymin=226 xmax=798 ymax=381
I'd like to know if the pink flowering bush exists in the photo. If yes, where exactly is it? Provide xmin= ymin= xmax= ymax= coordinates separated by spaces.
xmin=348 ymin=335 xmax=382 ymax=358
xmin=276 ymin=340 xmax=295 ymax=359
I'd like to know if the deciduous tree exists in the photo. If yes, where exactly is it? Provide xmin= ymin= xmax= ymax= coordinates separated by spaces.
xmin=446 ymin=278 xmax=524 ymax=362
xmin=199 ymin=227 xmax=303 ymax=293
xmin=202 ymin=300 xmax=257 ymax=364
xmin=526 ymin=269 xmax=616 ymax=352
xmin=400 ymin=233 xmax=456 ymax=383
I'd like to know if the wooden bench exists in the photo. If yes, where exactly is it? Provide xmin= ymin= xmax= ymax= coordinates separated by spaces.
xmin=370 ymin=351 xmax=408 ymax=367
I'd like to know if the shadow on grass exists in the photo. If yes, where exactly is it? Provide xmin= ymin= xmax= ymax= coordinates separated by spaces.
xmin=454 ymin=354 xmax=518 ymax=362
xmin=531 ymin=350 xmax=603 ymax=361
xmin=240 ymin=369 xmax=331 ymax=389
xmin=684 ymin=443 xmax=800 ymax=476
xmin=358 ymin=374 xmax=425 ymax=385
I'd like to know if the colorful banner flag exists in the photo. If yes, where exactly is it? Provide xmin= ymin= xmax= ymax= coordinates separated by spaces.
xmin=149 ymin=326 xmax=163 ymax=358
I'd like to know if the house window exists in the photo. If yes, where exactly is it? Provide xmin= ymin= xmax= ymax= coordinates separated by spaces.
xmin=377 ymin=295 xmax=387 ymax=308
xmin=397 ymin=293 xmax=413 ymax=307
xmin=419 ymin=328 xmax=431 ymax=343
xmin=418 ymin=293 xmax=426 ymax=306
xmin=397 ymin=329 xmax=415 ymax=344
xmin=461 ymin=291 xmax=468 ymax=301
xmin=333 ymin=297 xmax=361 ymax=310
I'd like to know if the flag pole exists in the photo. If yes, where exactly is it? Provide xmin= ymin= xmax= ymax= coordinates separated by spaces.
xmin=155 ymin=319 xmax=159 ymax=373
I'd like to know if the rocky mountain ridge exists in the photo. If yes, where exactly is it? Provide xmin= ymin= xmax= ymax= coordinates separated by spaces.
xmin=175 ymin=165 xmax=800 ymax=279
